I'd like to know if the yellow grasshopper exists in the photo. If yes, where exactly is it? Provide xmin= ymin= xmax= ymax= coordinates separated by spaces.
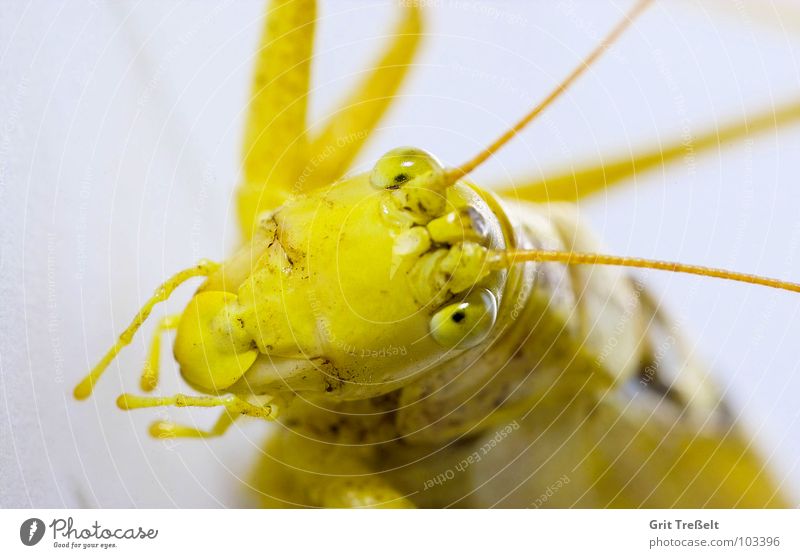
xmin=75 ymin=0 xmax=800 ymax=508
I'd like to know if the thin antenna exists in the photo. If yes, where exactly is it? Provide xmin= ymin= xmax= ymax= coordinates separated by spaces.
xmin=489 ymin=249 xmax=800 ymax=294
xmin=445 ymin=0 xmax=654 ymax=184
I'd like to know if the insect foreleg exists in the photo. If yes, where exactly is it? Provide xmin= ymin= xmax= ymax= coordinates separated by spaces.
xmin=149 ymin=410 xmax=239 ymax=439
xmin=121 ymin=390 xmax=294 ymax=440
xmin=116 ymin=393 xmax=276 ymax=420
xmin=139 ymin=314 xmax=180 ymax=392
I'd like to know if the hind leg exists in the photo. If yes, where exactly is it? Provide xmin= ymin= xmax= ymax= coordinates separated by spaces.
xmin=492 ymin=100 xmax=800 ymax=203
xmin=236 ymin=1 xmax=424 ymax=236
xmin=237 ymin=0 xmax=316 ymax=237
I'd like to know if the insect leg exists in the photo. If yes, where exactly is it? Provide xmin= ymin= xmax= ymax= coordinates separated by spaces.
xmin=116 ymin=393 xmax=276 ymax=420
xmin=492 ymin=99 xmax=800 ymax=203
xmin=139 ymin=314 xmax=181 ymax=392
xmin=237 ymin=0 xmax=316 ymax=238
xmin=148 ymin=411 xmax=238 ymax=439
xmin=304 ymin=4 xmax=423 ymax=189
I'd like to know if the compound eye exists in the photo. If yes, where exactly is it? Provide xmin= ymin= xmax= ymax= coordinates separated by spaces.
xmin=429 ymin=289 xmax=497 ymax=350
xmin=370 ymin=147 xmax=442 ymax=190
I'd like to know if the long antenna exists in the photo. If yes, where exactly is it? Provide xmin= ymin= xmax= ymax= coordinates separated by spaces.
xmin=489 ymin=249 xmax=800 ymax=294
xmin=445 ymin=0 xmax=654 ymax=184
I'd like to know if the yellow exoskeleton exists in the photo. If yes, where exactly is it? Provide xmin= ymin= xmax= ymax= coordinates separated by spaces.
xmin=76 ymin=0 xmax=800 ymax=508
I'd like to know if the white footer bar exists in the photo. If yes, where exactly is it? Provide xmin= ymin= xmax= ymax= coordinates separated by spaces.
xmin=1 ymin=509 xmax=798 ymax=557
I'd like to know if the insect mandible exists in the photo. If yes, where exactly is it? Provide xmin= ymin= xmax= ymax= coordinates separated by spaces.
xmin=75 ymin=0 xmax=800 ymax=507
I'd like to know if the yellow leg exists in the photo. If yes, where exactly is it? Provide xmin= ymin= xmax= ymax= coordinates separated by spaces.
xmin=493 ymin=99 xmax=800 ymax=203
xmin=305 ymin=4 xmax=423 ymax=189
xmin=140 ymin=314 xmax=180 ymax=392
xmin=149 ymin=410 xmax=238 ymax=439
xmin=237 ymin=0 xmax=317 ymax=237
xmin=236 ymin=1 xmax=424 ymax=236
xmin=116 ymin=392 xmax=276 ymax=420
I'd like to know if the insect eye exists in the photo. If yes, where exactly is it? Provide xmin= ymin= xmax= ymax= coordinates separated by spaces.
xmin=429 ymin=289 xmax=498 ymax=350
xmin=370 ymin=147 xmax=442 ymax=190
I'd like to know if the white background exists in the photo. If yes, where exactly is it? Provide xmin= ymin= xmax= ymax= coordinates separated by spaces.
xmin=2 ymin=0 xmax=800 ymax=507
